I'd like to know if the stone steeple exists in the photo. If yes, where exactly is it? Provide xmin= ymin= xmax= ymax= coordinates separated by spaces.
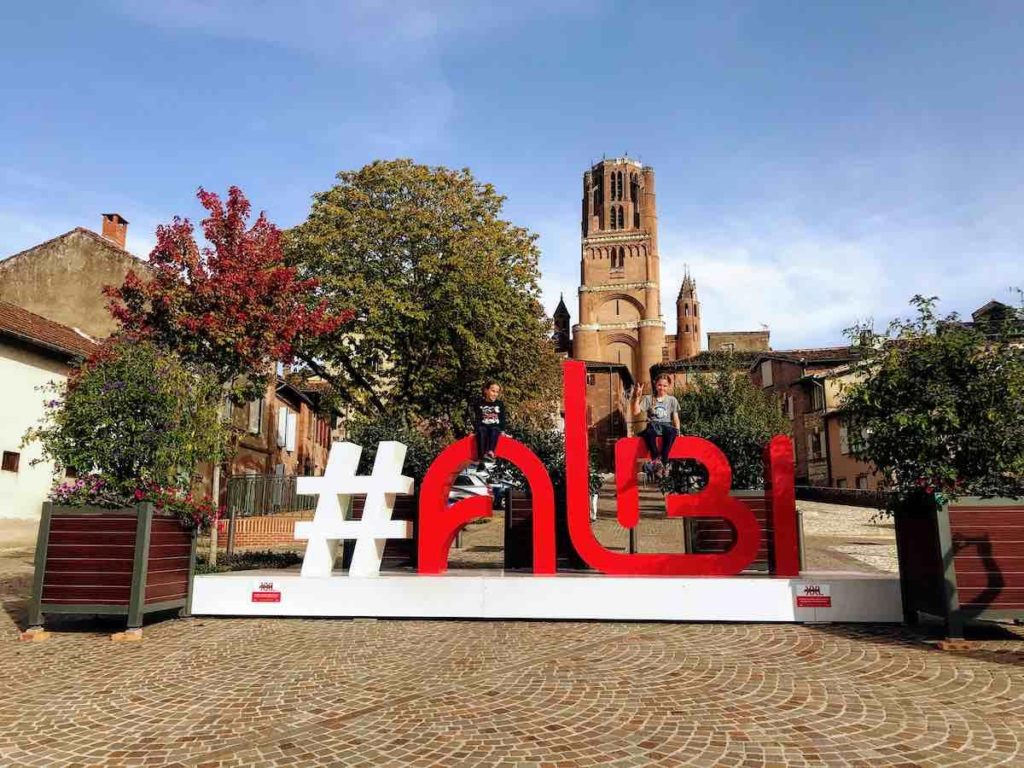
xmin=553 ymin=293 xmax=571 ymax=354
xmin=675 ymin=266 xmax=700 ymax=359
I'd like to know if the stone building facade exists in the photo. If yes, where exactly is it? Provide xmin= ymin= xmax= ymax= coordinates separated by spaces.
xmin=0 ymin=215 xmax=144 ymax=339
xmin=749 ymin=348 xmax=863 ymax=486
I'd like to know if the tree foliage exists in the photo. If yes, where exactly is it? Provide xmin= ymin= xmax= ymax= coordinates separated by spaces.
xmin=25 ymin=339 xmax=228 ymax=494
xmin=285 ymin=159 xmax=562 ymax=435
xmin=663 ymin=358 xmax=792 ymax=491
xmin=106 ymin=186 xmax=348 ymax=402
xmin=841 ymin=295 xmax=1024 ymax=507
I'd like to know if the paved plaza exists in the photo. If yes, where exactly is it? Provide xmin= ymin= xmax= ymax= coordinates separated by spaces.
xmin=2 ymin=501 xmax=1023 ymax=767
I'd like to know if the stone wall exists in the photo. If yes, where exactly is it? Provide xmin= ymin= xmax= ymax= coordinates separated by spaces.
xmin=0 ymin=228 xmax=146 ymax=338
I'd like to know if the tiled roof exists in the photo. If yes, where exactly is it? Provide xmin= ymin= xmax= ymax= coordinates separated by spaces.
xmin=656 ymin=350 xmax=764 ymax=370
xmin=750 ymin=346 xmax=859 ymax=366
xmin=0 ymin=227 xmax=136 ymax=270
xmin=0 ymin=301 xmax=98 ymax=358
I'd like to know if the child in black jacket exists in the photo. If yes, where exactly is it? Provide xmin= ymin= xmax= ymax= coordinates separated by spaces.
xmin=472 ymin=380 xmax=506 ymax=469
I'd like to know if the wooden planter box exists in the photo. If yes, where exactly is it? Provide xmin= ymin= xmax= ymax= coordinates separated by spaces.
xmin=504 ymin=490 xmax=587 ymax=571
xmin=341 ymin=494 xmax=418 ymax=570
xmin=28 ymin=503 xmax=197 ymax=630
xmin=686 ymin=490 xmax=790 ymax=572
xmin=895 ymin=496 xmax=1024 ymax=637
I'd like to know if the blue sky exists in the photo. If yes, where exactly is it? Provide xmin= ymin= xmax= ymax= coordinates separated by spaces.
xmin=2 ymin=1 xmax=1022 ymax=349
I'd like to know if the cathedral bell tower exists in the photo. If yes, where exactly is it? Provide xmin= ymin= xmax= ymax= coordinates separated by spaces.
xmin=675 ymin=268 xmax=701 ymax=359
xmin=572 ymin=158 xmax=665 ymax=386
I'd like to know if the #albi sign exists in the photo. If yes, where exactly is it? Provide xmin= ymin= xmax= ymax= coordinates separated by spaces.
xmin=294 ymin=361 xmax=800 ymax=580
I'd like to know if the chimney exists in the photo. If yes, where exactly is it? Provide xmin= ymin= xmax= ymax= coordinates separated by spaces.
xmin=101 ymin=213 xmax=129 ymax=249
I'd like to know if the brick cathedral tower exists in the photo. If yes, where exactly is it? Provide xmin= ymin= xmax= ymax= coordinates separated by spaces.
xmin=572 ymin=158 xmax=665 ymax=386
xmin=675 ymin=267 xmax=700 ymax=359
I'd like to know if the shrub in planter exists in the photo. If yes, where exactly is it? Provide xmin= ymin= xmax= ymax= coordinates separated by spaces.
xmin=23 ymin=339 xmax=227 ymax=631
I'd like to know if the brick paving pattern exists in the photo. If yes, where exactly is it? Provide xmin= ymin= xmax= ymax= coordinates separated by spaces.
xmin=3 ymin=499 xmax=1022 ymax=767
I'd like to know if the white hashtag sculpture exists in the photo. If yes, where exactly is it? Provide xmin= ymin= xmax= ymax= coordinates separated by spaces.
xmin=294 ymin=441 xmax=414 ymax=577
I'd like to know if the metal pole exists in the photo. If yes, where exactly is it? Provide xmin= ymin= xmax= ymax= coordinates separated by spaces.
xmin=209 ymin=465 xmax=220 ymax=566
xmin=226 ymin=505 xmax=238 ymax=558
xmin=628 ymin=526 xmax=637 ymax=554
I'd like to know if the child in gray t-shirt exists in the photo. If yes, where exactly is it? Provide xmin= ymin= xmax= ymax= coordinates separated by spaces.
xmin=631 ymin=374 xmax=680 ymax=474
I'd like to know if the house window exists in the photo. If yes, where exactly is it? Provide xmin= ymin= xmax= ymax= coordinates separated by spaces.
xmin=839 ymin=423 xmax=849 ymax=455
xmin=836 ymin=478 xmax=848 ymax=489
xmin=1 ymin=451 xmax=19 ymax=473
xmin=781 ymin=393 xmax=795 ymax=420
xmin=811 ymin=384 xmax=825 ymax=412
xmin=220 ymin=394 xmax=234 ymax=422
xmin=807 ymin=428 xmax=826 ymax=460
xmin=856 ymin=475 xmax=869 ymax=490
xmin=587 ymin=373 xmax=596 ymax=385
xmin=721 ymin=342 xmax=735 ymax=352
xmin=760 ymin=360 xmax=773 ymax=387
xmin=617 ymin=206 xmax=624 ymax=229
xmin=248 ymin=397 xmax=264 ymax=435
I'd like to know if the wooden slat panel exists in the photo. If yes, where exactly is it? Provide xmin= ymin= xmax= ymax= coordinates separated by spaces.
xmin=953 ymin=570 xmax=1024 ymax=588
xmin=147 ymin=544 xmax=192 ymax=559
xmin=42 ymin=585 xmax=131 ymax=602
xmin=144 ymin=581 xmax=188 ymax=602
xmin=47 ymin=544 xmax=136 ymax=559
xmin=150 ymin=532 xmax=191 ymax=545
xmin=958 ymin=586 xmax=1024 ymax=606
xmin=151 ymin=518 xmax=188 ymax=532
xmin=950 ymin=527 xmax=1024 ymax=539
xmin=148 ymin=556 xmax=191 ymax=573
xmin=950 ymin=556 xmax=1024 ymax=571
xmin=41 ymin=598 xmax=127 ymax=606
xmin=44 ymin=570 xmax=132 ymax=587
xmin=949 ymin=509 xmax=1024 ymax=527
xmin=952 ymin=541 xmax=1024 ymax=558
xmin=49 ymin=517 xmax=137 ymax=532
xmin=146 ymin=569 xmax=190 ymax=586
xmin=45 ymin=558 xmax=134 ymax=573
xmin=48 ymin=530 xmax=137 ymax=546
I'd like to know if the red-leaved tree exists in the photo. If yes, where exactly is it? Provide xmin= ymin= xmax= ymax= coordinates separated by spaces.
xmin=106 ymin=187 xmax=350 ymax=401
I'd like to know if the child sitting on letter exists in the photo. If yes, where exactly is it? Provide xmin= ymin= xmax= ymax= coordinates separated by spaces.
xmin=472 ymin=380 xmax=506 ymax=471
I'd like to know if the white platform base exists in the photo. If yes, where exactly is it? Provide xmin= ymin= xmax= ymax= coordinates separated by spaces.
xmin=191 ymin=570 xmax=903 ymax=623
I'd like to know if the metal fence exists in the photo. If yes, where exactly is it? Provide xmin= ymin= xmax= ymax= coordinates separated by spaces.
xmin=224 ymin=473 xmax=316 ymax=518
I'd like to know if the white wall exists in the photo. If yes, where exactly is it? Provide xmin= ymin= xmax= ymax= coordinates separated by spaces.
xmin=0 ymin=342 xmax=69 ymax=519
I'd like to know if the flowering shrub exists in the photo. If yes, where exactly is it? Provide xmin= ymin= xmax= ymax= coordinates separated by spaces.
xmin=48 ymin=475 xmax=221 ymax=533
xmin=25 ymin=338 xmax=228 ymax=492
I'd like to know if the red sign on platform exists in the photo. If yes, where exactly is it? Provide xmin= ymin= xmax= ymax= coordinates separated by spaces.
xmin=795 ymin=584 xmax=832 ymax=608
xmin=252 ymin=580 xmax=282 ymax=603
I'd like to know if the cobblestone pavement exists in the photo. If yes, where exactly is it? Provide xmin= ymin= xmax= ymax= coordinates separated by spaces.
xmin=2 ymin=612 xmax=1023 ymax=767
xmin=6 ymin=499 xmax=1023 ymax=767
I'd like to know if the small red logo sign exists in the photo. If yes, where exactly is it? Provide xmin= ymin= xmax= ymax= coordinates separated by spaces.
xmin=795 ymin=584 xmax=832 ymax=608
xmin=252 ymin=580 xmax=281 ymax=603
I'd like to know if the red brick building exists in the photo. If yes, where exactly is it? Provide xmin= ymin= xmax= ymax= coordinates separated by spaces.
xmin=748 ymin=348 xmax=875 ymax=487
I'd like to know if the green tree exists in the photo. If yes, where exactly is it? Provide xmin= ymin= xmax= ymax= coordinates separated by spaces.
xmin=663 ymin=357 xmax=791 ymax=491
xmin=285 ymin=159 xmax=562 ymax=435
xmin=841 ymin=295 xmax=1024 ymax=508
xmin=25 ymin=339 xmax=228 ymax=495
